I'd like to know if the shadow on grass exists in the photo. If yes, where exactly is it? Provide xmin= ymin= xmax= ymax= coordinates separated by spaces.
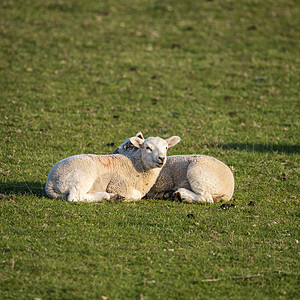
xmin=0 ymin=181 xmax=46 ymax=197
xmin=217 ymin=143 xmax=300 ymax=154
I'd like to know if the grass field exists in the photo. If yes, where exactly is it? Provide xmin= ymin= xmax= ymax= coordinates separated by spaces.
xmin=0 ymin=0 xmax=299 ymax=299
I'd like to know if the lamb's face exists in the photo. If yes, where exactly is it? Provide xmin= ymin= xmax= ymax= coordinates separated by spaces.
xmin=140 ymin=137 xmax=169 ymax=169
xmin=113 ymin=133 xmax=181 ymax=169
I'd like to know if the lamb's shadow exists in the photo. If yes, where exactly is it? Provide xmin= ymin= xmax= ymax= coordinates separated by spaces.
xmin=1 ymin=143 xmax=298 ymax=197
xmin=0 ymin=181 xmax=46 ymax=197
xmin=217 ymin=143 xmax=300 ymax=154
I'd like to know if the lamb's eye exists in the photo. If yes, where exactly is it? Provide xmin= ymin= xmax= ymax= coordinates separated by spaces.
xmin=146 ymin=147 xmax=152 ymax=151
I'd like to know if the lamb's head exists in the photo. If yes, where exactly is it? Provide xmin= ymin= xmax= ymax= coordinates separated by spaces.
xmin=113 ymin=132 xmax=144 ymax=157
xmin=129 ymin=135 xmax=181 ymax=170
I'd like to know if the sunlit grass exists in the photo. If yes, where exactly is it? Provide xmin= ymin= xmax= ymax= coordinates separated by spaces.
xmin=0 ymin=0 xmax=299 ymax=299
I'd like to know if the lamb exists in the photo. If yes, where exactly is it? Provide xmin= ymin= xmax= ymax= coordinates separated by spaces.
xmin=45 ymin=135 xmax=181 ymax=202
xmin=113 ymin=132 xmax=234 ymax=203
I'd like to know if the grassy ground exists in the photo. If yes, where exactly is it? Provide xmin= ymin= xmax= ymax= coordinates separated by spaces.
xmin=0 ymin=0 xmax=299 ymax=299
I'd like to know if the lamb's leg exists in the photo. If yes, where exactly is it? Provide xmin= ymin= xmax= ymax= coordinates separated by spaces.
xmin=68 ymin=188 xmax=110 ymax=202
xmin=83 ymin=192 xmax=111 ymax=202
xmin=70 ymin=191 xmax=125 ymax=203
xmin=67 ymin=186 xmax=86 ymax=202
xmin=124 ymin=189 xmax=142 ymax=202
xmin=173 ymin=188 xmax=214 ymax=204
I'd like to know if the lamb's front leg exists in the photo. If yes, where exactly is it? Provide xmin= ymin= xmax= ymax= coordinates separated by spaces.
xmin=173 ymin=188 xmax=214 ymax=204
xmin=83 ymin=192 xmax=111 ymax=202
xmin=124 ymin=189 xmax=142 ymax=202
xmin=84 ymin=192 xmax=126 ymax=202
xmin=67 ymin=185 xmax=125 ymax=203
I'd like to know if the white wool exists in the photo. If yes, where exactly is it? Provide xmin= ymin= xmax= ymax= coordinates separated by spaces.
xmin=113 ymin=133 xmax=234 ymax=204
xmin=46 ymin=136 xmax=180 ymax=202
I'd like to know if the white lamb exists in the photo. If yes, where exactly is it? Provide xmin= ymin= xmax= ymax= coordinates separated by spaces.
xmin=45 ymin=135 xmax=181 ymax=202
xmin=113 ymin=133 xmax=234 ymax=203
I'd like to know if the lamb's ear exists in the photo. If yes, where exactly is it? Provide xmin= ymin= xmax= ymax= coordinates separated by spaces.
xmin=135 ymin=132 xmax=144 ymax=140
xmin=165 ymin=136 xmax=181 ymax=148
xmin=130 ymin=137 xmax=144 ymax=149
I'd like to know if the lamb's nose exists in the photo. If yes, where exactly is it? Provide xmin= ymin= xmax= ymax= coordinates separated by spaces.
xmin=157 ymin=156 xmax=165 ymax=163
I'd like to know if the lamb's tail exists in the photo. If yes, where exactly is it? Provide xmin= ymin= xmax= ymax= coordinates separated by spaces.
xmin=45 ymin=180 xmax=64 ymax=199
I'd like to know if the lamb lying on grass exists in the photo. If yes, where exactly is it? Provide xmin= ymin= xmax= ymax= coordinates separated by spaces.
xmin=113 ymin=133 xmax=234 ymax=203
xmin=46 ymin=135 xmax=181 ymax=202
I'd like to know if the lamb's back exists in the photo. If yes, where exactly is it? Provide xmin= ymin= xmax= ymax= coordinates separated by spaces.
xmin=153 ymin=155 xmax=234 ymax=196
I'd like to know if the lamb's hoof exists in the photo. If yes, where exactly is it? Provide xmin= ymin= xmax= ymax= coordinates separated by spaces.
xmin=109 ymin=194 xmax=125 ymax=202
xmin=173 ymin=191 xmax=182 ymax=202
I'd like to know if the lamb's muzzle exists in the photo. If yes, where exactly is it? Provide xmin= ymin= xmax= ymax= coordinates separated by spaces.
xmin=156 ymin=156 xmax=165 ymax=167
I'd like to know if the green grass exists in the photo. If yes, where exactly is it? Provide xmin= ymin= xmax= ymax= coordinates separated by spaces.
xmin=0 ymin=0 xmax=299 ymax=299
